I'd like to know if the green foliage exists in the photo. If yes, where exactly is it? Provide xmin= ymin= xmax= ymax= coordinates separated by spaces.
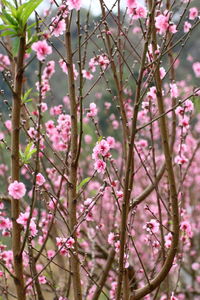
xmin=193 ymin=96 xmax=200 ymax=113
xmin=22 ymin=88 xmax=33 ymax=104
xmin=76 ymin=177 xmax=91 ymax=192
xmin=0 ymin=0 xmax=43 ymax=38
xmin=98 ymin=136 xmax=103 ymax=142
xmin=19 ymin=142 xmax=37 ymax=165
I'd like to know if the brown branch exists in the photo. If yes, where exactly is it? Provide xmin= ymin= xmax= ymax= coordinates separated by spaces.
xmin=129 ymin=1 xmax=179 ymax=298
xmin=115 ymin=2 xmax=155 ymax=297
xmin=92 ymin=248 xmax=115 ymax=300
xmin=64 ymin=14 xmax=82 ymax=300
xmin=11 ymin=35 xmax=26 ymax=300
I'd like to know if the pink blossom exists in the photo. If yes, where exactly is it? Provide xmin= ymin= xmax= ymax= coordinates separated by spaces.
xmin=179 ymin=117 xmax=190 ymax=129
xmin=59 ymin=59 xmax=68 ymax=74
xmin=180 ymin=221 xmax=193 ymax=238
xmin=38 ymin=276 xmax=47 ymax=284
xmin=31 ymin=40 xmax=52 ymax=61
xmin=50 ymin=17 xmax=65 ymax=37
xmin=128 ymin=4 xmax=147 ymax=19
xmin=191 ymin=262 xmax=199 ymax=271
xmin=29 ymin=219 xmax=38 ymax=236
xmin=50 ymin=105 xmax=63 ymax=116
xmin=67 ymin=0 xmax=81 ymax=11
xmin=98 ymin=55 xmax=110 ymax=70
xmin=135 ymin=5 xmax=147 ymax=19
xmin=87 ymin=103 xmax=98 ymax=118
xmin=174 ymin=155 xmax=188 ymax=165
xmin=42 ymin=61 xmax=55 ymax=80
xmin=193 ymin=62 xmax=200 ymax=77
xmin=144 ymin=219 xmax=159 ymax=234
xmin=126 ymin=0 xmax=137 ymax=9
xmin=170 ymin=293 xmax=178 ymax=300
xmin=59 ymin=5 xmax=69 ymax=18
xmin=170 ymin=83 xmax=178 ymax=98
xmin=36 ymin=173 xmax=46 ymax=186
xmin=0 ymin=132 xmax=4 ymax=140
xmin=82 ymin=70 xmax=93 ymax=80
xmin=56 ymin=237 xmax=75 ymax=256
xmin=16 ymin=212 xmax=38 ymax=236
xmin=17 ymin=212 xmax=30 ymax=226
xmin=184 ymin=21 xmax=192 ymax=33
xmin=8 ymin=181 xmax=26 ymax=199
xmin=59 ymin=59 xmax=79 ymax=80
xmin=106 ymin=136 xmax=115 ymax=148
xmin=112 ymin=120 xmax=119 ymax=129
xmin=108 ymin=232 xmax=115 ymax=245
xmin=147 ymin=86 xmax=157 ymax=101
xmin=4 ymin=120 xmax=12 ymax=131
xmin=0 ymin=164 xmax=8 ymax=177
xmin=155 ymin=14 xmax=169 ymax=34
xmin=47 ymin=250 xmax=55 ymax=259
xmin=114 ymin=240 xmax=120 ymax=253
xmin=189 ymin=7 xmax=198 ymax=20
xmin=40 ymin=102 xmax=48 ymax=113
xmin=0 ymin=217 xmax=11 ymax=230
xmin=183 ymin=99 xmax=193 ymax=112
xmin=116 ymin=190 xmax=123 ymax=198
xmin=84 ymin=134 xmax=92 ymax=144
xmin=0 ymin=54 xmax=10 ymax=71
xmin=160 ymin=67 xmax=166 ymax=79
xmin=92 ymin=139 xmax=110 ymax=159
xmin=165 ymin=232 xmax=172 ymax=248
xmin=94 ymin=159 xmax=106 ymax=173
xmin=169 ymin=24 xmax=177 ymax=34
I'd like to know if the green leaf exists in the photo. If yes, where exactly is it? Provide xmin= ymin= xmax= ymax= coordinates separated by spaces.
xmin=22 ymin=88 xmax=32 ymax=100
xmin=98 ymin=136 xmax=103 ymax=142
xmin=0 ymin=30 xmax=17 ymax=37
xmin=20 ymin=142 xmax=37 ymax=165
xmin=23 ymin=98 xmax=33 ymax=103
xmin=12 ymin=37 xmax=20 ymax=57
xmin=27 ymin=22 xmax=37 ymax=30
xmin=193 ymin=96 xmax=200 ymax=113
xmin=24 ymin=142 xmax=33 ymax=155
xmin=26 ymin=148 xmax=37 ymax=160
xmin=0 ymin=24 xmax=15 ymax=30
xmin=2 ymin=10 xmax=18 ymax=26
xmin=76 ymin=177 xmax=91 ymax=192
xmin=21 ymin=0 xmax=43 ymax=26
xmin=26 ymin=34 xmax=38 ymax=48
xmin=16 ymin=2 xmax=29 ymax=19
xmin=2 ymin=0 xmax=17 ymax=17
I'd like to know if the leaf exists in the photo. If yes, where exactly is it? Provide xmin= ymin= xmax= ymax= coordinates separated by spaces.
xmin=21 ymin=0 xmax=43 ymax=26
xmin=2 ymin=0 xmax=17 ymax=17
xmin=98 ymin=136 xmax=103 ymax=142
xmin=27 ymin=22 xmax=37 ymax=30
xmin=0 ymin=30 xmax=17 ymax=37
xmin=23 ymin=98 xmax=33 ymax=103
xmin=26 ymin=148 xmax=37 ymax=160
xmin=12 ymin=37 xmax=20 ymax=57
xmin=2 ymin=10 xmax=18 ymax=26
xmin=24 ymin=142 xmax=33 ymax=155
xmin=22 ymin=88 xmax=32 ymax=100
xmin=20 ymin=142 xmax=37 ymax=165
xmin=0 ymin=24 xmax=15 ymax=30
xmin=76 ymin=177 xmax=91 ymax=192
xmin=193 ymin=96 xmax=200 ymax=113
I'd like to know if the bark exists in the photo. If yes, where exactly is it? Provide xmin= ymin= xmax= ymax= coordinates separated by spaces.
xmin=11 ymin=36 xmax=26 ymax=300
xmin=65 ymin=16 xmax=82 ymax=300
xmin=129 ymin=1 xmax=179 ymax=298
